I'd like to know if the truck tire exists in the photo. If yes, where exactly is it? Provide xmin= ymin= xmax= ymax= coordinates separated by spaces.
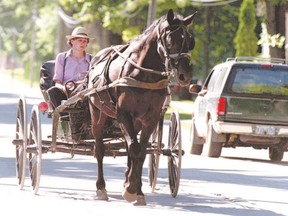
xmin=269 ymin=146 xmax=284 ymax=162
xmin=207 ymin=119 xmax=222 ymax=158
xmin=190 ymin=117 xmax=204 ymax=155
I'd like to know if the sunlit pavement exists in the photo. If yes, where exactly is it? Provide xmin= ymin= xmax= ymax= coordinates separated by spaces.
xmin=1 ymin=71 xmax=288 ymax=216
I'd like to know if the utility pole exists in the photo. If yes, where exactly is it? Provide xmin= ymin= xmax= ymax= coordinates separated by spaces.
xmin=204 ymin=6 xmax=210 ymax=77
xmin=30 ymin=0 xmax=37 ymax=87
xmin=147 ymin=0 xmax=157 ymax=27
xmin=285 ymin=9 xmax=288 ymax=63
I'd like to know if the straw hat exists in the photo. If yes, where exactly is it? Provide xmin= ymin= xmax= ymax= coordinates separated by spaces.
xmin=66 ymin=27 xmax=93 ymax=41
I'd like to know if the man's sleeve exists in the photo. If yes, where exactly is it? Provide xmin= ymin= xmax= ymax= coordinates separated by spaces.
xmin=53 ymin=53 xmax=64 ymax=83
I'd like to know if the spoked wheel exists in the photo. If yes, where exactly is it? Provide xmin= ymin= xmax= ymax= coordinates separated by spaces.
xmin=15 ymin=96 xmax=27 ymax=189
xmin=28 ymin=105 xmax=42 ymax=194
xmin=167 ymin=110 xmax=182 ymax=198
xmin=148 ymin=115 xmax=164 ymax=192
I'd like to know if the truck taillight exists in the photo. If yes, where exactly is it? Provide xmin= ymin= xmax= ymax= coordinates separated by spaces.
xmin=217 ymin=97 xmax=226 ymax=116
xmin=261 ymin=64 xmax=272 ymax=69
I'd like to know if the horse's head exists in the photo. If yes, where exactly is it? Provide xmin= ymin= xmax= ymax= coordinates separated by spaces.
xmin=157 ymin=9 xmax=197 ymax=86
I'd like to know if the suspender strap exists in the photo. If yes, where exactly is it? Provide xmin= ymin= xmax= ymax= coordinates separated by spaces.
xmin=62 ymin=52 xmax=92 ymax=82
xmin=62 ymin=52 xmax=67 ymax=82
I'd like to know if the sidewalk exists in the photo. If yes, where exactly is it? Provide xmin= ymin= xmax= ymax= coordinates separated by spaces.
xmin=0 ymin=71 xmax=42 ymax=99
xmin=0 ymin=72 xmax=51 ymax=139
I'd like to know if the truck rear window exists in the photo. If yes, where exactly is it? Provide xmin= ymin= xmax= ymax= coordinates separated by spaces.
xmin=226 ymin=66 xmax=288 ymax=96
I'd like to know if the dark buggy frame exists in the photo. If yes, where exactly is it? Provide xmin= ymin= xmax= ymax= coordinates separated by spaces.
xmin=12 ymin=62 xmax=183 ymax=197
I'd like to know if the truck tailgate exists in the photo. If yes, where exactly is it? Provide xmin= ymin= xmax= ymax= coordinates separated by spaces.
xmin=225 ymin=96 xmax=288 ymax=125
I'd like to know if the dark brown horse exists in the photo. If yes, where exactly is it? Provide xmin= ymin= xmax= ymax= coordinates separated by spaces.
xmin=87 ymin=9 xmax=197 ymax=205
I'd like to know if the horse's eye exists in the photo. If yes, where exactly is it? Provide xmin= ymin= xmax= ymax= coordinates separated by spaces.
xmin=189 ymin=36 xmax=195 ymax=50
xmin=166 ymin=36 xmax=172 ymax=49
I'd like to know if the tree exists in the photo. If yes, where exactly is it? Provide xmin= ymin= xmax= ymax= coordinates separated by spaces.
xmin=234 ymin=0 xmax=258 ymax=57
xmin=263 ymin=0 xmax=287 ymax=58
xmin=190 ymin=3 xmax=240 ymax=78
xmin=0 ymin=0 xmax=254 ymax=87
xmin=0 ymin=0 xmax=59 ymax=84
xmin=59 ymin=0 xmax=193 ymax=46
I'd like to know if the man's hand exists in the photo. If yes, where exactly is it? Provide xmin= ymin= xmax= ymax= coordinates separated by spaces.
xmin=65 ymin=81 xmax=75 ymax=90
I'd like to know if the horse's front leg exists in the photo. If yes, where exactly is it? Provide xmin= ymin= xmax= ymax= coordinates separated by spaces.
xmin=133 ymin=127 xmax=156 ymax=205
xmin=118 ymin=114 xmax=146 ymax=205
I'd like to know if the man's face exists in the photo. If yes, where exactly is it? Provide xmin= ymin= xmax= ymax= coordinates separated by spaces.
xmin=71 ymin=38 xmax=89 ymax=50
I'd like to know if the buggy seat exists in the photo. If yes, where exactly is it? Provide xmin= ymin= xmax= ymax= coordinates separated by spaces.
xmin=39 ymin=60 xmax=92 ymax=141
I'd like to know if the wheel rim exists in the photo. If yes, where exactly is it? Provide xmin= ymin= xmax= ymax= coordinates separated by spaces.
xmin=148 ymin=154 xmax=157 ymax=186
xmin=28 ymin=105 xmax=42 ymax=194
xmin=168 ymin=110 xmax=182 ymax=198
xmin=148 ymin=117 xmax=163 ymax=192
xmin=15 ymin=96 xmax=27 ymax=189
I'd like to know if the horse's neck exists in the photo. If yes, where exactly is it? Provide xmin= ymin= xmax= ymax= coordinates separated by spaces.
xmin=128 ymin=30 xmax=162 ymax=72
xmin=91 ymin=45 xmax=126 ymax=66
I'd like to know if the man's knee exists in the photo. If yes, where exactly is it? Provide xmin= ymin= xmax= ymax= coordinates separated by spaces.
xmin=47 ymin=87 xmax=66 ymax=109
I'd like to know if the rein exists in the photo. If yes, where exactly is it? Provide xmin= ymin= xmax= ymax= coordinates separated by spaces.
xmin=111 ymin=22 xmax=191 ymax=78
xmin=111 ymin=46 xmax=171 ymax=77
xmin=58 ymin=76 xmax=168 ymax=110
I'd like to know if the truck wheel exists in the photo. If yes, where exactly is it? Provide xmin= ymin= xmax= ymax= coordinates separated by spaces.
xmin=269 ymin=146 xmax=284 ymax=162
xmin=206 ymin=119 xmax=222 ymax=158
xmin=190 ymin=117 xmax=204 ymax=155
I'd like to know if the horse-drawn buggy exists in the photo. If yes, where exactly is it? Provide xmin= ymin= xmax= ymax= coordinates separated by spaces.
xmin=12 ymin=9 xmax=197 ymax=205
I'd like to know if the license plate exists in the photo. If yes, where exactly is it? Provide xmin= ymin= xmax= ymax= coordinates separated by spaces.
xmin=254 ymin=125 xmax=277 ymax=135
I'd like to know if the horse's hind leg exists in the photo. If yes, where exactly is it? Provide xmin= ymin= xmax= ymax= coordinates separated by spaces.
xmin=90 ymin=105 xmax=108 ymax=200
xmin=94 ymin=136 xmax=109 ymax=200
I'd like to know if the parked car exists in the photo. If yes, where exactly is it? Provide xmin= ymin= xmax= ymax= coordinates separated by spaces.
xmin=189 ymin=56 xmax=288 ymax=161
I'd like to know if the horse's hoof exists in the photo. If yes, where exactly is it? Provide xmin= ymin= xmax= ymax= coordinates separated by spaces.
xmin=96 ymin=189 xmax=109 ymax=200
xmin=122 ymin=188 xmax=137 ymax=202
xmin=132 ymin=195 xmax=147 ymax=206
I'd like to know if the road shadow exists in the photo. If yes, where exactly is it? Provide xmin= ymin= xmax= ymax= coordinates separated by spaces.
xmin=1 ymin=154 xmax=286 ymax=216
xmin=145 ymin=192 xmax=286 ymax=216
xmin=0 ymin=155 xmax=124 ymax=181
xmin=0 ymin=92 xmax=49 ymax=124
xmin=222 ymin=155 xmax=288 ymax=166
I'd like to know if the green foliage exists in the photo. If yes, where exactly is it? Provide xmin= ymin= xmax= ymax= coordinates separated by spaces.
xmin=258 ymin=23 xmax=285 ymax=49
xmin=190 ymin=4 xmax=240 ymax=79
xmin=3 ymin=0 xmax=241 ymax=83
xmin=233 ymin=84 xmax=288 ymax=96
xmin=1 ymin=0 xmax=285 ymax=86
xmin=270 ymin=0 xmax=288 ymax=5
xmin=234 ymin=0 xmax=258 ymax=57
xmin=122 ymin=27 xmax=141 ymax=42
xmin=0 ymin=0 xmax=58 ymax=62
xmin=59 ymin=0 xmax=194 ymax=41
xmin=60 ymin=0 xmax=144 ymax=36
xmin=35 ymin=4 xmax=58 ymax=60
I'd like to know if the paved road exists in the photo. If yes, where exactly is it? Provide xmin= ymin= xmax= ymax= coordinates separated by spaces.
xmin=1 ymin=72 xmax=288 ymax=216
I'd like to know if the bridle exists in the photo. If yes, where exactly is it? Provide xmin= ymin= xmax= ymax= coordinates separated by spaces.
xmin=111 ymin=20 xmax=193 ymax=78
xmin=156 ymin=23 xmax=192 ymax=75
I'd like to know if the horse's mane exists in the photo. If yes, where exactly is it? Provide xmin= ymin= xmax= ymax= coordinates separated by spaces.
xmin=127 ymin=16 xmax=166 ymax=53
xmin=129 ymin=11 xmax=186 ymax=46
xmin=143 ymin=17 xmax=165 ymax=36
xmin=131 ymin=16 xmax=166 ymax=44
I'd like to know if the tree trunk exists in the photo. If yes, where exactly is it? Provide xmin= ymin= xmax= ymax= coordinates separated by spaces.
xmin=265 ymin=1 xmax=286 ymax=59
xmin=204 ymin=6 xmax=210 ymax=78
xmin=89 ymin=20 xmax=122 ymax=54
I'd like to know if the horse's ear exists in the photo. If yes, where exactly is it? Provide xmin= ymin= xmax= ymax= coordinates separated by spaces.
xmin=167 ymin=9 xmax=174 ymax=25
xmin=183 ymin=11 xmax=197 ymax=26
